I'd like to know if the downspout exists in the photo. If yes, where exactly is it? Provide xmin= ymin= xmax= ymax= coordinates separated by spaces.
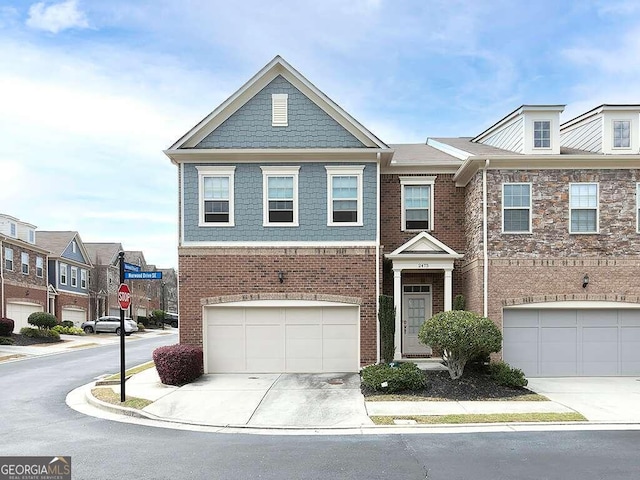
xmin=375 ymin=154 xmax=381 ymax=365
xmin=45 ymin=253 xmax=50 ymax=314
xmin=1 ymin=239 xmax=4 ymax=318
xmin=482 ymin=159 xmax=490 ymax=317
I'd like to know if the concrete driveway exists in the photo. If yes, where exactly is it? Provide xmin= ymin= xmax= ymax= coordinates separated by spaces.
xmin=142 ymin=372 xmax=373 ymax=428
xmin=526 ymin=377 xmax=640 ymax=422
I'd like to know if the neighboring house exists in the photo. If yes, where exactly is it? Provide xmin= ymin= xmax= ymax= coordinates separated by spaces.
xmin=158 ymin=268 xmax=178 ymax=313
xmin=84 ymin=242 xmax=124 ymax=318
xmin=0 ymin=214 xmax=50 ymax=332
xmin=36 ymin=231 xmax=93 ymax=326
xmin=123 ymin=251 xmax=160 ymax=319
xmin=166 ymin=56 xmax=640 ymax=377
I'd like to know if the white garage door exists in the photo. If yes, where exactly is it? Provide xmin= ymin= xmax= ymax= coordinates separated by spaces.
xmin=62 ymin=307 xmax=87 ymax=327
xmin=503 ymin=308 xmax=640 ymax=377
xmin=205 ymin=304 xmax=359 ymax=373
xmin=6 ymin=302 xmax=44 ymax=333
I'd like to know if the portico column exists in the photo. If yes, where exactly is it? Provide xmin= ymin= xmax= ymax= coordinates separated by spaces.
xmin=444 ymin=268 xmax=453 ymax=311
xmin=393 ymin=268 xmax=402 ymax=361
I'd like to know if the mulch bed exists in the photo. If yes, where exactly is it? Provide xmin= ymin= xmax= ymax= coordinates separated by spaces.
xmin=362 ymin=369 xmax=535 ymax=401
xmin=1 ymin=334 xmax=62 ymax=347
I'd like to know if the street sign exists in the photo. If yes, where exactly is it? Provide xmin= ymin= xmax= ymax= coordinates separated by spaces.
xmin=117 ymin=283 xmax=131 ymax=310
xmin=123 ymin=262 xmax=141 ymax=273
xmin=124 ymin=271 xmax=163 ymax=280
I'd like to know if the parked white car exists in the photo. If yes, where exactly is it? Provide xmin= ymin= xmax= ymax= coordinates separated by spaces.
xmin=81 ymin=316 xmax=138 ymax=336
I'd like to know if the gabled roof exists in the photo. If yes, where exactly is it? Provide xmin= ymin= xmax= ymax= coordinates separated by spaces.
xmin=166 ymin=55 xmax=389 ymax=152
xmin=36 ymin=231 xmax=93 ymax=267
xmin=472 ymin=104 xmax=565 ymax=143
xmin=124 ymin=250 xmax=147 ymax=268
xmin=387 ymin=232 xmax=462 ymax=259
xmin=84 ymin=242 xmax=123 ymax=266
xmin=389 ymin=143 xmax=461 ymax=166
xmin=561 ymin=104 xmax=640 ymax=130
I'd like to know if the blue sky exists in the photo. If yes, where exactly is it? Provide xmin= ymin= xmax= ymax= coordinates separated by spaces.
xmin=1 ymin=0 xmax=638 ymax=268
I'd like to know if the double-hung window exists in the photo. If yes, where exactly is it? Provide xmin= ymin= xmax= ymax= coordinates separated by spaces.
xmin=36 ymin=256 xmax=44 ymax=277
xmin=261 ymin=166 xmax=299 ymax=226
xmin=326 ymin=166 xmax=364 ymax=226
xmin=197 ymin=166 xmax=235 ymax=226
xmin=613 ymin=120 xmax=631 ymax=148
xmin=503 ymin=183 xmax=532 ymax=233
xmin=81 ymin=269 xmax=87 ymax=289
xmin=533 ymin=120 xmax=551 ymax=148
xmin=400 ymin=176 xmax=435 ymax=231
xmin=21 ymin=252 xmax=29 ymax=274
xmin=71 ymin=266 xmax=78 ymax=287
xmin=570 ymin=183 xmax=598 ymax=233
xmin=60 ymin=263 xmax=67 ymax=285
xmin=4 ymin=248 xmax=13 ymax=271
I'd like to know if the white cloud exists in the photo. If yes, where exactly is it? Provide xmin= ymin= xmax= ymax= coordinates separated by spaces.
xmin=26 ymin=0 xmax=89 ymax=33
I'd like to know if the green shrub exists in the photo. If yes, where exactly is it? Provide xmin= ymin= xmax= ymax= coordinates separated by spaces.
xmin=378 ymin=295 xmax=396 ymax=364
xmin=28 ymin=312 xmax=58 ymax=330
xmin=0 ymin=337 xmax=14 ymax=345
xmin=452 ymin=294 xmax=466 ymax=311
xmin=0 ymin=317 xmax=15 ymax=336
xmin=137 ymin=316 xmax=149 ymax=327
xmin=61 ymin=320 xmax=74 ymax=328
xmin=418 ymin=310 xmax=502 ymax=380
xmin=137 ymin=323 xmax=146 ymax=331
xmin=489 ymin=361 xmax=528 ymax=388
xmin=20 ymin=327 xmax=60 ymax=340
xmin=361 ymin=362 xmax=426 ymax=393
xmin=151 ymin=310 xmax=165 ymax=325
xmin=153 ymin=344 xmax=203 ymax=386
xmin=52 ymin=325 xmax=85 ymax=336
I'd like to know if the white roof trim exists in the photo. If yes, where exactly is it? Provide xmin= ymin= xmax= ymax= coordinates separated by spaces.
xmin=426 ymin=138 xmax=473 ymax=160
xmin=386 ymin=231 xmax=462 ymax=258
xmin=168 ymin=55 xmax=389 ymax=151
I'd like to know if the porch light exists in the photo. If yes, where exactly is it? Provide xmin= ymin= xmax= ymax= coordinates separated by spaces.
xmin=278 ymin=271 xmax=285 ymax=283
xmin=582 ymin=274 xmax=589 ymax=288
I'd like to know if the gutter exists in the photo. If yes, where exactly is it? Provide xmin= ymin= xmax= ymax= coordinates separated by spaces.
xmin=482 ymin=160 xmax=490 ymax=317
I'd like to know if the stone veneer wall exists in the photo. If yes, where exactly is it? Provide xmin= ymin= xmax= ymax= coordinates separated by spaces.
xmin=178 ymin=247 xmax=378 ymax=366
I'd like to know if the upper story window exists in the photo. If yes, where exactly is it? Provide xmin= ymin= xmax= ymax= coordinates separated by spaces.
xmin=4 ymin=247 xmax=13 ymax=271
xmin=60 ymin=263 xmax=67 ymax=285
xmin=326 ymin=166 xmax=364 ymax=226
xmin=21 ymin=252 xmax=29 ymax=274
xmin=71 ymin=266 xmax=78 ymax=287
xmin=533 ymin=121 xmax=551 ymax=148
xmin=503 ymin=183 xmax=532 ymax=233
xmin=400 ymin=176 xmax=435 ymax=231
xmin=196 ymin=166 xmax=236 ymax=227
xmin=613 ymin=120 xmax=631 ymax=148
xmin=570 ymin=183 xmax=598 ymax=233
xmin=36 ymin=256 xmax=44 ymax=277
xmin=81 ymin=269 xmax=87 ymax=289
xmin=272 ymin=94 xmax=288 ymax=126
xmin=261 ymin=166 xmax=299 ymax=226
xmin=28 ymin=229 xmax=35 ymax=244
xmin=9 ymin=222 xmax=16 ymax=237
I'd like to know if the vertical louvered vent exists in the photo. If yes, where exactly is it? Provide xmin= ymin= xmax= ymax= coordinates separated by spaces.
xmin=272 ymin=93 xmax=288 ymax=126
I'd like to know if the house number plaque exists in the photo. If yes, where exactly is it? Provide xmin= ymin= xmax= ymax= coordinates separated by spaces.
xmin=417 ymin=263 xmax=430 ymax=268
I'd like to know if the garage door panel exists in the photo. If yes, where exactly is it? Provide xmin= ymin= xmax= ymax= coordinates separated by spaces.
xmin=62 ymin=308 xmax=86 ymax=327
xmin=208 ymin=308 xmax=244 ymax=325
xmin=502 ymin=327 xmax=538 ymax=367
xmin=621 ymin=326 xmax=640 ymax=342
xmin=245 ymin=308 xmax=282 ymax=324
xmin=619 ymin=311 xmax=640 ymax=326
xmin=583 ymin=361 xmax=618 ymax=376
xmin=540 ymin=327 xmax=576 ymax=344
xmin=246 ymin=325 xmax=283 ymax=358
xmin=540 ymin=310 xmax=577 ymax=327
xmin=322 ymin=307 xmax=358 ymax=325
xmin=207 ymin=325 xmax=245 ymax=372
xmin=580 ymin=310 xmax=617 ymax=326
xmin=503 ymin=310 xmax=538 ymax=327
xmin=7 ymin=303 xmax=44 ymax=333
xmin=285 ymin=308 xmax=322 ymax=324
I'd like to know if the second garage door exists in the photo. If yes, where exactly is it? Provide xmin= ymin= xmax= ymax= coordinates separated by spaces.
xmin=205 ymin=303 xmax=359 ymax=373
xmin=61 ymin=307 xmax=87 ymax=327
xmin=503 ymin=308 xmax=640 ymax=377
xmin=6 ymin=302 xmax=44 ymax=333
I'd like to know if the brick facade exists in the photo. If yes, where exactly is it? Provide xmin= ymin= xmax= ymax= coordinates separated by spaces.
xmin=1 ymin=239 xmax=48 ymax=318
xmin=178 ymin=247 xmax=378 ymax=366
xmin=55 ymin=292 xmax=90 ymax=322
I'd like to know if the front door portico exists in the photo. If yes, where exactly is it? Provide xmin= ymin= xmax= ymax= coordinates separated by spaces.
xmin=386 ymin=232 xmax=462 ymax=361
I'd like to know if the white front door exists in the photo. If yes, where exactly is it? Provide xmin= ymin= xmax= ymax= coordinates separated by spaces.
xmin=402 ymin=285 xmax=432 ymax=355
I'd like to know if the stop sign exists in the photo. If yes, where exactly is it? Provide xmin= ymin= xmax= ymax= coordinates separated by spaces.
xmin=117 ymin=283 xmax=131 ymax=310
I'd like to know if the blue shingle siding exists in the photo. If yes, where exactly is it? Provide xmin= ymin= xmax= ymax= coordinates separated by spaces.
xmin=61 ymin=240 xmax=88 ymax=264
xmin=195 ymin=76 xmax=366 ymax=149
xmin=183 ymin=162 xmax=377 ymax=242
xmin=55 ymin=260 xmax=87 ymax=294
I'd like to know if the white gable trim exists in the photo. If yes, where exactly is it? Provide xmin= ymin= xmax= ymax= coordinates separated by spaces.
xmin=386 ymin=231 xmax=462 ymax=259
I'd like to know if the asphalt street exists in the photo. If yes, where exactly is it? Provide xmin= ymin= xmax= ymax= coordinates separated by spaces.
xmin=1 ymin=336 xmax=640 ymax=480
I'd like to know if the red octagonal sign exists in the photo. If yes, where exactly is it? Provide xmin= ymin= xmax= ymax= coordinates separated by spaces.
xmin=117 ymin=283 xmax=131 ymax=310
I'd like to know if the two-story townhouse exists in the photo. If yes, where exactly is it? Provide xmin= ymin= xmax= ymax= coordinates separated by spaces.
xmin=165 ymin=56 xmax=392 ymax=374
xmin=123 ymin=251 xmax=161 ymax=320
xmin=36 ymin=231 xmax=93 ymax=326
xmin=158 ymin=268 xmax=178 ymax=313
xmin=0 ymin=214 xmax=50 ymax=332
xmin=428 ymin=104 xmax=640 ymax=377
xmin=84 ymin=242 xmax=124 ymax=318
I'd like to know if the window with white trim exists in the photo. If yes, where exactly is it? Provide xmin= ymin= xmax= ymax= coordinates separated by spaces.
xmin=613 ymin=120 xmax=631 ymax=148
xmin=197 ymin=166 xmax=235 ymax=226
xmin=28 ymin=229 xmax=35 ymax=244
xmin=261 ymin=166 xmax=299 ymax=226
xmin=570 ymin=183 xmax=598 ymax=233
xmin=400 ymin=176 xmax=435 ymax=231
xmin=9 ymin=222 xmax=16 ymax=237
xmin=71 ymin=266 xmax=77 ymax=287
xmin=272 ymin=94 xmax=288 ymax=126
xmin=81 ymin=269 xmax=87 ymax=289
xmin=36 ymin=256 xmax=44 ymax=277
xmin=502 ymin=183 xmax=532 ymax=233
xmin=326 ymin=166 xmax=364 ymax=226
xmin=533 ymin=120 xmax=551 ymax=148
xmin=60 ymin=263 xmax=67 ymax=285
xmin=5 ymin=247 xmax=13 ymax=270
xmin=21 ymin=252 xmax=29 ymax=274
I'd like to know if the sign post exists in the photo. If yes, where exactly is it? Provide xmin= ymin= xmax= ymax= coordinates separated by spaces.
xmin=117 ymin=252 xmax=131 ymax=403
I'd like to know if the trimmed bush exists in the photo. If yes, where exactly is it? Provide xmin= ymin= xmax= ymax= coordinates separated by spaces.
xmin=378 ymin=295 xmax=396 ymax=364
xmin=137 ymin=316 xmax=149 ymax=327
xmin=0 ymin=337 xmax=14 ymax=345
xmin=52 ymin=325 xmax=85 ymax=336
xmin=418 ymin=310 xmax=502 ymax=380
xmin=489 ymin=361 xmax=528 ymax=388
xmin=153 ymin=344 xmax=203 ymax=386
xmin=61 ymin=320 xmax=74 ymax=328
xmin=452 ymin=294 xmax=466 ymax=311
xmin=151 ymin=310 xmax=165 ymax=325
xmin=361 ymin=362 xmax=426 ymax=393
xmin=0 ymin=317 xmax=15 ymax=336
xmin=28 ymin=312 xmax=58 ymax=330
xmin=20 ymin=327 xmax=60 ymax=340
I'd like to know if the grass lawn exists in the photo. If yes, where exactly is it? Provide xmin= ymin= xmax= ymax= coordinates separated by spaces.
xmin=105 ymin=361 xmax=155 ymax=380
xmin=371 ymin=412 xmax=587 ymax=425
xmin=92 ymin=387 xmax=152 ymax=409
xmin=366 ymin=392 xmax=548 ymax=402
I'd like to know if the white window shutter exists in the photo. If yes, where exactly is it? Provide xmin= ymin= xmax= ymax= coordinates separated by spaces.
xmin=272 ymin=94 xmax=288 ymax=126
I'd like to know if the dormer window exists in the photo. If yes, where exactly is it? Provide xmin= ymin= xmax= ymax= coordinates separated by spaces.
xmin=9 ymin=222 xmax=16 ymax=237
xmin=28 ymin=229 xmax=35 ymax=244
xmin=613 ymin=120 xmax=630 ymax=148
xmin=533 ymin=121 xmax=551 ymax=148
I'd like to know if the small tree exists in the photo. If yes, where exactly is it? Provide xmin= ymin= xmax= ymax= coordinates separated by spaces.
xmin=151 ymin=309 xmax=166 ymax=325
xmin=28 ymin=312 xmax=58 ymax=330
xmin=418 ymin=310 xmax=501 ymax=380
xmin=378 ymin=295 xmax=396 ymax=364
xmin=452 ymin=294 xmax=465 ymax=310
